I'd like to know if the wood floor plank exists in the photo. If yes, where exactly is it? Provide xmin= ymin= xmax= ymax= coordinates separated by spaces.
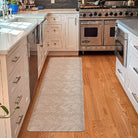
xmin=18 ymin=55 xmax=138 ymax=138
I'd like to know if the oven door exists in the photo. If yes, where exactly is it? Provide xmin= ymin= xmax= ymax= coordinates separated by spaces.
xmin=104 ymin=20 xmax=116 ymax=46
xmin=80 ymin=21 xmax=103 ymax=46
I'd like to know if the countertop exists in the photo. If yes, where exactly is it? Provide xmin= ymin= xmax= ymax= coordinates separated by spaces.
xmin=0 ymin=9 xmax=78 ymax=55
xmin=116 ymin=19 xmax=138 ymax=37
xmin=0 ymin=22 xmax=37 ymax=55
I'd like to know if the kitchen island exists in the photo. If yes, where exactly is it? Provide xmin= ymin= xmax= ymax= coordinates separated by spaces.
xmin=116 ymin=19 xmax=138 ymax=114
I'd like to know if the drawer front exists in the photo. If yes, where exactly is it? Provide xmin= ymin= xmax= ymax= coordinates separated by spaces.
xmin=47 ymin=15 xmax=62 ymax=23
xmin=116 ymin=57 xmax=125 ymax=84
xmin=128 ymin=67 xmax=138 ymax=95
xmin=7 ymin=38 xmax=27 ymax=76
xmin=46 ymin=24 xmax=62 ymax=39
xmin=48 ymin=40 xmax=63 ymax=51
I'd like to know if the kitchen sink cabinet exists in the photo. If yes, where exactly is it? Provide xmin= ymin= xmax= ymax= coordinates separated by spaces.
xmin=45 ymin=13 xmax=79 ymax=55
xmin=0 ymin=37 xmax=30 ymax=138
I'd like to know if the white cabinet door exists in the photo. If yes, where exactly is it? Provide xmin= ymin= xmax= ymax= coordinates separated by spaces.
xmin=65 ymin=14 xmax=79 ymax=51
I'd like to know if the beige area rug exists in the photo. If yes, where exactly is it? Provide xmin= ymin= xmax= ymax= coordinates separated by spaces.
xmin=28 ymin=57 xmax=85 ymax=132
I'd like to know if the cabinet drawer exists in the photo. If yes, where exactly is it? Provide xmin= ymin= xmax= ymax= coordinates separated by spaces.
xmin=8 ymin=57 xmax=25 ymax=95
xmin=47 ymin=15 xmax=62 ymax=23
xmin=46 ymin=25 xmax=62 ymax=39
xmin=48 ymin=40 xmax=63 ymax=51
xmin=128 ymin=67 xmax=138 ymax=95
xmin=116 ymin=57 xmax=125 ymax=85
xmin=7 ymin=39 xmax=27 ymax=76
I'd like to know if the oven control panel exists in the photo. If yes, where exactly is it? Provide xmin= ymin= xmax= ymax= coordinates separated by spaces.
xmin=79 ymin=8 xmax=138 ymax=18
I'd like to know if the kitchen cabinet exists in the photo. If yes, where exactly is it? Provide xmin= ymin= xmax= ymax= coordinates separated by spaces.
xmin=116 ymin=27 xmax=138 ymax=113
xmin=37 ymin=19 xmax=48 ymax=77
xmin=124 ymin=34 xmax=138 ymax=113
xmin=0 ymin=37 xmax=30 ymax=138
xmin=45 ymin=13 xmax=79 ymax=55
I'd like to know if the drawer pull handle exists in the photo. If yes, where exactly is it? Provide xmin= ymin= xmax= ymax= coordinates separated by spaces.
xmin=12 ymin=56 xmax=20 ymax=63
xmin=134 ymin=46 xmax=138 ymax=51
xmin=132 ymin=93 xmax=138 ymax=103
xmin=117 ymin=69 xmax=122 ymax=74
xmin=133 ymin=67 xmax=138 ymax=75
xmin=53 ymin=18 xmax=56 ymax=20
xmin=16 ymin=115 xmax=23 ymax=125
xmin=13 ymin=76 xmax=21 ymax=84
xmin=15 ymin=95 xmax=23 ymax=105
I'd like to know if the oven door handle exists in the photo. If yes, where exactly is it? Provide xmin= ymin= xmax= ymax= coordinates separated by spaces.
xmin=81 ymin=21 xmax=103 ymax=25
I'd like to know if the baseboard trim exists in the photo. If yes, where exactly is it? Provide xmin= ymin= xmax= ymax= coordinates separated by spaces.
xmin=48 ymin=51 xmax=79 ymax=56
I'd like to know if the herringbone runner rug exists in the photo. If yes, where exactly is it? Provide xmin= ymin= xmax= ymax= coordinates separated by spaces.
xmin=28 ymin=57 xmax=84 ymax=131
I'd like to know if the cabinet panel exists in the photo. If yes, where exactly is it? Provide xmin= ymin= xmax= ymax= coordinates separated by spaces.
xmin=65 ymin=15 xmax=79 ymax=51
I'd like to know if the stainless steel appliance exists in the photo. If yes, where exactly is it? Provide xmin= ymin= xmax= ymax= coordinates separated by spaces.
xmin=79 ymin=6 xmax=138 ymax=51
xmin=115 ymin=26 xmax=128 ymax=67
xmin=27 ymin=28 xmax=38 ymax=101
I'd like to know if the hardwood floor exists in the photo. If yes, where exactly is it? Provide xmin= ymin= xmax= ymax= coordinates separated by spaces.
xmin=18 ymin=55 xmax=138 ymax=138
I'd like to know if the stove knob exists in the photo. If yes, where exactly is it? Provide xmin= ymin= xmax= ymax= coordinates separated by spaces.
xmin=119 ymin=12 xmax=123 ymax=15
xmin=114 ymin=13 xmax=117 ymax=16
xmin=125 ymin=11 xmax=129 ymax=16
xmin=105 ymin=13 xmax=108 ymax=16
xmin=109 ymin=12 xmax=113 ymax=16
xmin=130 ymin=12 xmax=133 ymax=16
xmin=98 ymin=13 xmax=102 ymax=16
xmin=89 ymin=13 xmax=92 ymax=17
xmin=94 ymin=12 xmax=97 ymax=16
xmin=82 ymin=13 xmax=86 ymax=17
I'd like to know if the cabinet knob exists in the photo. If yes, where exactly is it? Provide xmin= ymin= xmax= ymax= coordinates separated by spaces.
xmin=53 ymin=29 xmax=56 ymax=32
xmin=54 ymin=43 xmax=56 ymax=45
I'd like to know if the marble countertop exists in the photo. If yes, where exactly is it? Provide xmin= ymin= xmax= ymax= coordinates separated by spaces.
xmin=0 ymin=22 xmax=37 ymax=55
xmin=116 ymin=19 xmax=138 ymax=37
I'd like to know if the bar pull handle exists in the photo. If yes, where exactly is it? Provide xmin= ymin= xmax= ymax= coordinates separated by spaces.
xmin=16 ymin=115 xmax=23 ymax=124
xmin=13 ymin=76 xmax=21 ymax=84
xmin=12 ymin=56 xmax=20 ymax=63
xmin=132 ymin=93 xmax=138 ymax=103
xmin=15 ymin=95 xmax=23 ymax=105
xmin=117 ymin=69 xmax=122 ymax=74
xmin=134 ymin=46 xmax=138 ymax=51
xmin=133 ymin=67 xmax=138 ymax=75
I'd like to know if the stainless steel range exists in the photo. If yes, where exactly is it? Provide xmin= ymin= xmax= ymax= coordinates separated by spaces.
xmin=79 ymin=6 xmax=138 ymax=51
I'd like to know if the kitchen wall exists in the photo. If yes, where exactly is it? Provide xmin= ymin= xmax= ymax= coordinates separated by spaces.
xmin=35 ymin=0 xmax=79 ymax=9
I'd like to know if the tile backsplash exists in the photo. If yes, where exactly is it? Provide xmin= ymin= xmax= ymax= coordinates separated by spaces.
xmin=35 ymin=0 xmax=78 ymax=9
